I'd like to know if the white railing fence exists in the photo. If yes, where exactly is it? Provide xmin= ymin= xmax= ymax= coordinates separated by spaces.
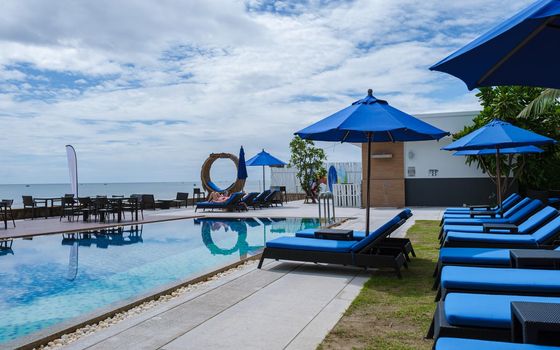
xmin=332 ymin=183 xmax=361 ymax=208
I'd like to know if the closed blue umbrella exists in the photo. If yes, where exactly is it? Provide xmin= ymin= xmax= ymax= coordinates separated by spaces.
xmin=246 ymin=149 xmax=286 ymax=192
xmin=443 ymin=119 xmax=556 ymax=210
xmin=296 ymin=89 xmax=449 ymax=235
xmin=327 ymin=166 xmax=338 ymax=192
xmin=453 ymin=145 xmax=544 ymax=156
xmin=430 ymin=0 xmax=560 ymax=90
xmin=238 ymin=146 xmax=248 ymax=180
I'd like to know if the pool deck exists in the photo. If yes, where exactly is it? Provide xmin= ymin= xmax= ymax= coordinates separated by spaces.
xmin=2 ymin=202 xmax=444 ymax=350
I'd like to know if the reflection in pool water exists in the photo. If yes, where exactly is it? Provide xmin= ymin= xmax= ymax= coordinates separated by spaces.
xmin=0 ymin=217 xmax=319 ymax=344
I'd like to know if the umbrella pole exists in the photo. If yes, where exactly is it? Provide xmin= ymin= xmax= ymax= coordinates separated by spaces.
xmin=496 ymin=148 xmax=502 ymax=214
xmin=262 ymin=166 xmax=266 ymax=192
xmin=365 ymin=133 xmax=372 ymax=236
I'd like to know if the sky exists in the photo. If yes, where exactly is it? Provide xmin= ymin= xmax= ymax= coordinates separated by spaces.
xmin=0 ymin=0 xmax=534 ymax=184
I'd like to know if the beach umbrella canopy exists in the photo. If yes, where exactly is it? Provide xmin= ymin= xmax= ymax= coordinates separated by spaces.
xmin=443 ymin=119 xmax=555 ymax=210
xmin=430 ymin=0 xmax=560 ymax=90
xmin=237 ymin=146 xmax=248 ymax=180
xmin=246 ymin=149 xmax=286 ymax=191
xmin=295 ymin=89 xmax=449 ymax=235
xmin=443 ymin=120 xmax=556 ymax=151
xmin=453 ymin=145 xmax=544 ymax=156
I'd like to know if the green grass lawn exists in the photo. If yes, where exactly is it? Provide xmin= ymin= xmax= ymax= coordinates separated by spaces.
xmin=318 ymin=220 xmax=440 ymax=350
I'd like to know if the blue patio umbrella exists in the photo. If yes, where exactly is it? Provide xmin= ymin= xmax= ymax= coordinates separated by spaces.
xmin=296 ymin=89 xmax=449 ymax=235
xmin=238 ymin=146 xmax=248 ymax=180
xmin=453 ymin=145 xmax=544 ymax=156
xmin=443 ymin=119 xmax=556 ymax=209
xmin=327 ymin=165 xmax=338 ymax=192
xmin=246 ymin=149 xmax=286 ymax=192
xmin=430 ymin=0 xmax=560 ymax=90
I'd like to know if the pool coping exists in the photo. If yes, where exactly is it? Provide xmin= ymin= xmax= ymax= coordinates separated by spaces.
xmin=4 ymin=216 xmax=351 ymax=350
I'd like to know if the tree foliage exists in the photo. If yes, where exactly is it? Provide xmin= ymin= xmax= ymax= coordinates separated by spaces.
xmin=289 ymin=136 xmax=327 ymax=196
xmin=454 ymin=86 xmax=560 ymax=191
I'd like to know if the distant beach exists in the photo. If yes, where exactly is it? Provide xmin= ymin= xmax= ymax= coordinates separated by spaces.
xmin=0 ymin=181 xmax=263 ymax=207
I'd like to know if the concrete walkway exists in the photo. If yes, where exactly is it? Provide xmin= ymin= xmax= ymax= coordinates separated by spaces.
xmin=56 ymin=205 xmax=443 ymax=350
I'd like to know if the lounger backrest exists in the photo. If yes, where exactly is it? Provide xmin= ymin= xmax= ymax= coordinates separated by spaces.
xmin=255 ymin=190 xmax=271 ymax=202
xmin=228 ymin=192 xmax=245 ymax=204
xmin=518 ymin=206 xmax=558 ymax=233
xmin=503 ymin=197 xmax=531 ymax=217
xmin=532 ymin=215 xmax=560 ymax=244
xmin=350 ymin=216 xmax=403 ymax=253
xmin=509 ymin=199 xmax=543 ymax=224
xmin=397 ymin=208 xmax=413 ymax=220
xmin=264 ymin=190 xmax=279 ymax=202
xmin=501 ymin=193 xmax=522 ymax=211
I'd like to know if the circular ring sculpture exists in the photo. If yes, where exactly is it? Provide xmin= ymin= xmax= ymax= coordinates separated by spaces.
xmin=200 ymin=153 xmax=246 ymax=194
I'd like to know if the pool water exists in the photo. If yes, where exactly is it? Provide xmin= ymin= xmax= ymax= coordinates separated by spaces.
xmin=0 ymin=217 xmax=320 ymax=344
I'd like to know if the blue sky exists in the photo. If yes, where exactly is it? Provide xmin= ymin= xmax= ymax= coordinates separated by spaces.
xmin=0 ymin=0 xmax=534 ymax=184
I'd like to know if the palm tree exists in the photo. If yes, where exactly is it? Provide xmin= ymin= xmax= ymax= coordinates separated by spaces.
xmin=518 ymin=88 xmax=560 ymax=118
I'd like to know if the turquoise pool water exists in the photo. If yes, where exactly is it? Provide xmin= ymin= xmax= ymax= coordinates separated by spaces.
xmin=0 ymin=217 xmax=320 ymax=344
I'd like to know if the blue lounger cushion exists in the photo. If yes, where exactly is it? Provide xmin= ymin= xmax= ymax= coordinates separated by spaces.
xmin=265 ymin=237 xmax=355 ymax=253
xmin=444 ymin=293 xmax=560 ymax=329
xmin=444 ymin=194 xmax=520 ymax=214
xmin=436 ymin=337 xmax=560 ymax=350
xmin=438 ymin=247 xmax=514 ymax=265
xmin=441 ymin=266 xmax=560 ymax=293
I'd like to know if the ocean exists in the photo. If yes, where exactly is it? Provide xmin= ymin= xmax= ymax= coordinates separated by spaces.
xmin=0 ymin=181 xmax=263 ymax=208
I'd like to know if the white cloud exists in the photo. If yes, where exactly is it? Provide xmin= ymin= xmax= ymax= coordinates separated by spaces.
xmin=0 ymin=0 xmax=534 ymax=183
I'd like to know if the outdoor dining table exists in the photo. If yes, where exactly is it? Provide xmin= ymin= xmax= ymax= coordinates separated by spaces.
xmin=34 ymin=197 xmax=63 ymax=218
xmin=107 ymin=197 xmax=139 ymax=223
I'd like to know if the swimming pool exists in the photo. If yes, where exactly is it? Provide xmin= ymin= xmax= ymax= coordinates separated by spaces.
xmin=0 ymin=217 xmax=320 ymax=345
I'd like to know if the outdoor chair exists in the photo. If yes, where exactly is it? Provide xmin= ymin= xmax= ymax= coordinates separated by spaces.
xmin=74 ymin=197 xmax=94 ymax=222
xmin=442 ymin=215 xmax=560 ymax=248
xmin=195 ymin=192 xmax=245 ymax=212
xmin=239 ymin=192 xmax=259 ymax=210
xmin=0 ymin=199 xmax=16 ymax=228
xmin=258 ymin=215 xmax=409 ymax=278
xmin=252 ymin=190 xmax=271 ymax=209
xmin=22 ymin=195 xmax=47 ymax=220
xmin=435 ymin=337 xmax=560 ymax=350
xmin=443 ymin=193 xmax=521 ymax=214
xmin=60 ymin=196 xmax=77 ymax=221
xmin=141 ymin=194 xmax=156 ymax=210
xmin=427 ymin=293 xmax=560 ymax=342
xmin=264 ymin=190 xmax=283 ymax=207
xmin=294 ymin=209 xmax=416 ymax=261
xmin=172 ymin=192 xmax=189 ymax=208
xmin=436 ymin=265 xmax=560 ymax=301
xmin=122 ymin=197 xmax=140 ymax=221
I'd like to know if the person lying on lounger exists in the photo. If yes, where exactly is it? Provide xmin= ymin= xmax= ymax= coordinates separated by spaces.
xmin=208 ymin=191 xmax=230 ymax=203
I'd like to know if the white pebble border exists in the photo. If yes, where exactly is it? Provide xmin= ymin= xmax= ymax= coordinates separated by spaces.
xmin=34 ymin=259 xmax=258 ymax=350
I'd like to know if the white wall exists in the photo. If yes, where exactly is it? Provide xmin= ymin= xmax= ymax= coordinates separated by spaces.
xmin=404 ymin=111 xmax=487 ymax=179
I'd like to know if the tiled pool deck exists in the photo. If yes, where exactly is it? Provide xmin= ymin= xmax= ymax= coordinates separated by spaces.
xmin=1 ymin=202 xmax=444 ymax=349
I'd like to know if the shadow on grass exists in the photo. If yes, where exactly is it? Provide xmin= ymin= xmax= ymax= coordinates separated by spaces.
xmin=318 ymin=220 xmax=440 ymax=350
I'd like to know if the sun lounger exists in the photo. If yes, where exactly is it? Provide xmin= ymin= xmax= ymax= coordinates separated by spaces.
xmin=427 ymin=293 xmax=560 ymax=342
xmin=258 ymin=215 xmax=409 ymax=278
xmin=441 ymin=197 xmax=531 ymax=223
xmin=441 ymin=206 xmax=557 ymax=234
xmin=261 ymin=190 xmax=281 ymax=207
xmin=442 ymin=215 xmax=560 ymax=248
xmin=195 ymin=192 xmax=245 ymax=212
xmin=252 ymin=190 xmax=271 ymax=209
xmin=443 ymin=193 xmax=521 ymax=214
xmin=294 ymin=209 xmax=415 ymax=259
xmin=436 ymin=266 xmax=560 ymax=301
xmin=442 ymin=198 xmax=540 ymax=226
xmin=240 ymin=192 xmax=260 ymax=210
xmin=435 ymin=337 xmax=560 ymax=350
